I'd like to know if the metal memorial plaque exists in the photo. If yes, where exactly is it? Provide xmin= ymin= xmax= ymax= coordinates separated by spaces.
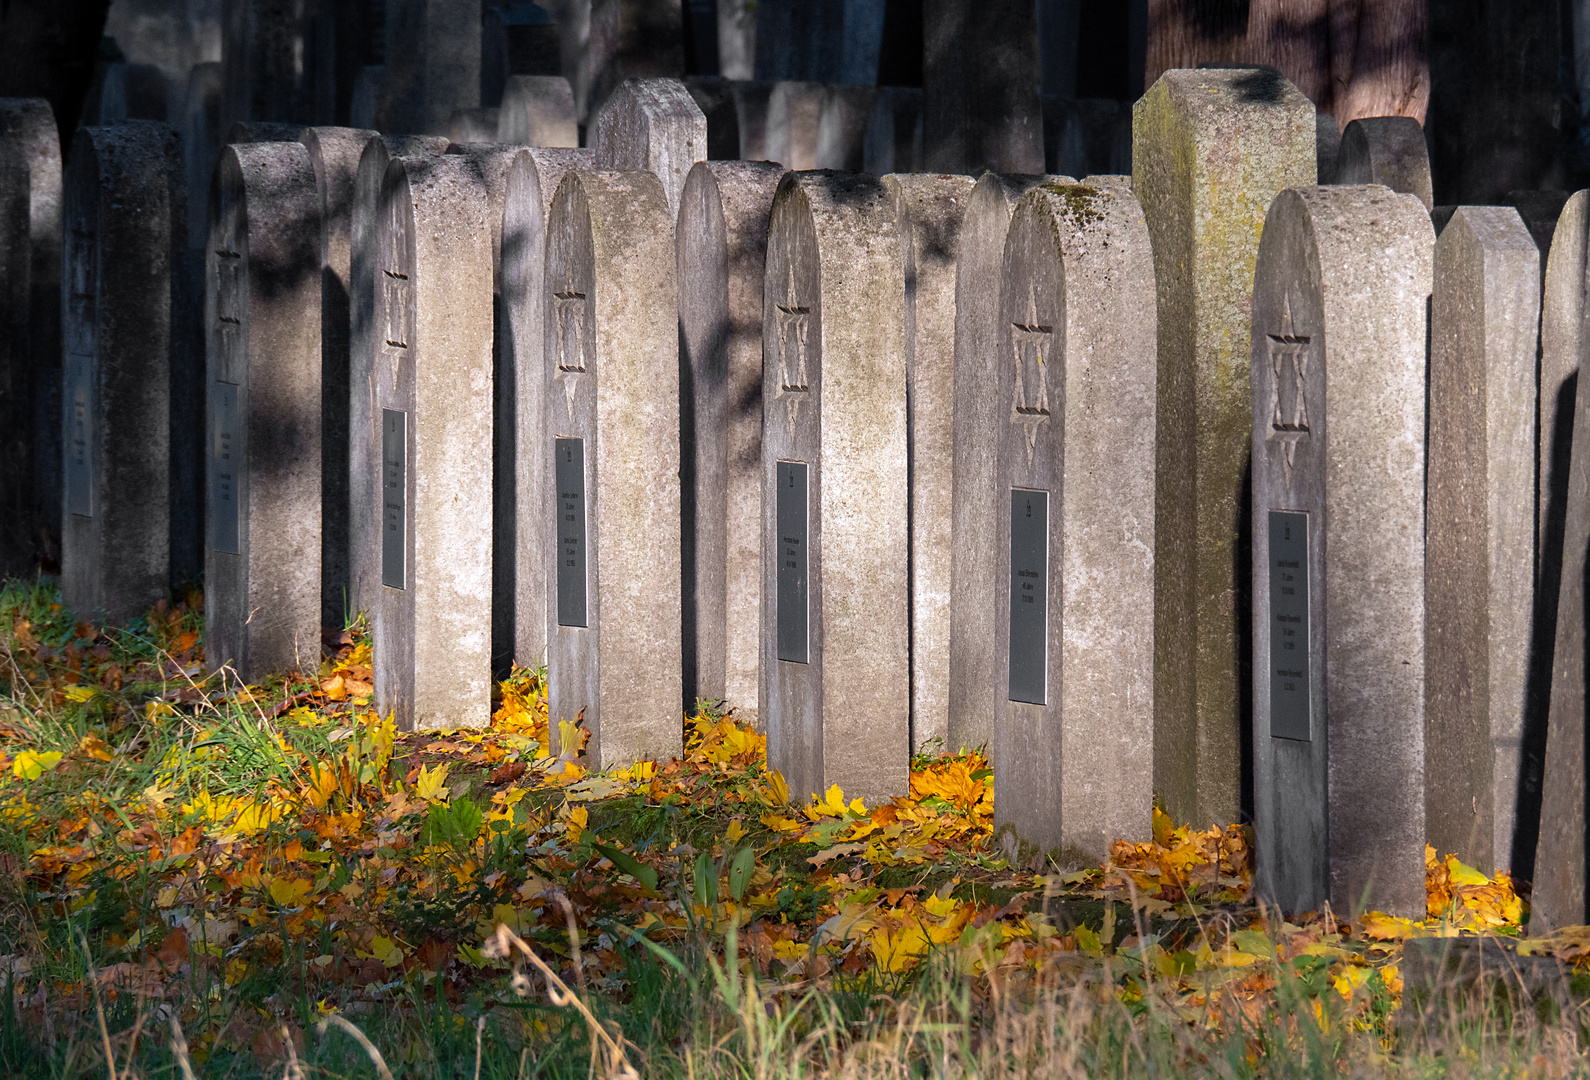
xmin=1008 ymin=489 xmax=1049 ymax=705
xmin=65 ymin=353 xmax=94 ymax=519
xmin=382 ymin=410 xmax=406 ymax=589
xmin=776 ymin=461 xmax=809 ymax=664
xmin=556 ymin=438 xmax=588 ymax=627
xmin=210 ymin=382 xmax=240 ymax=553
xmin=1268 ymin=511 xmax=1311 ymax=741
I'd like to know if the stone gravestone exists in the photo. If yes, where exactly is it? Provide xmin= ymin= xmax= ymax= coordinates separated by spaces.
xmin=301 ymin=127 xmax=379 ymax=629
xmin=372 ymin=154 xmax=494 ymax=730
xmin=588 ymin=0 xmax=686 ymax=117
xmin=864 ymin=87 xmax=924 ymax=175
xmin=592 ymin=78 xmax=706 ymax=216
xmin=0 ymin=138 xmax=29 ymax=574
xmin=0 ymin=98 xmax=62 ymax=572
xmin=351 ymin=67 xmax=383 ymax=130
xmin=449 ymin=109 xmax=501 ymax=145
xmin=499 ymin=146 xmax=595 ymax=679
xmin=348 ymin=134 xmax=450 ymax=623
xmin=1133 ymin=68 xmax=1315 ymax=828
xmin=883 ymin=173 xmax=974 ymax=754
xmin=1251 ymin=184 xmax=1433 ymax=918
xmin=221 ymin=0 xmax=323 ymax=130
xmin=922 ymin=0 xmax=1044 ymax=174
xmin=948 ymin=173 xmax=1064 ymax=753
xmin=1315 ymin=113 xmax=1341 ymax=182
xmin=379 ymin=0 xmax=481 ymax=136
xmin=497 ymin=76 xmax=579 ymax=147
xmin=1425 ymin=207 xmax=1539 ymax=875
xmin=1333 ymin=116 xmax=1434 ymax=210
xmin=544 ymin=169 xmax=682 ymax=766
xmin=683 ymin=77 xmax=743 ymax=162
xmin=992 ymin=181 xmax=1157 ymax=861
xmin=205 ymin=143 xmax=323 ymax=681
xmin=761 ymin=172 xmax=908 ymax=805
xmin=61 ymin=122 xmax=184 ymax=624
xmin=816 ymin=85 xmax=873 ymax=172
xmin=731 ymin=81 xmax=774 ymax=161
xmin=1520 ymin=192 xmax=1588 ymax=884
xmin=766 ymin=82 xmax=823 ymax=171
xmin=678 ymin=160 xmax=783 ymax=720
xmin=181 ymin=64 xmax=224 ymax=252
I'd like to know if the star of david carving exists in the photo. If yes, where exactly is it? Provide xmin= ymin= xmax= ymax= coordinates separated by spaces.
xmin=554 ymin=291 xmax=587 ymax=414
xmin=1267 ymin=293 xmax=1311 ymax=484
xmin=1009 ymin=286 xmax=1053 ymax=470
xmin=215 ymin=249 xmax=243 ymax=364
xmin=774 ymin=262 xmax=810 ymax=439
xmin=67 ymin=226 xmax=94 ymax=324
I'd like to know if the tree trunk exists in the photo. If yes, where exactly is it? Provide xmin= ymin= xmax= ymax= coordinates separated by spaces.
xmin=1333 ymin=0 xmax=1429 ymax=122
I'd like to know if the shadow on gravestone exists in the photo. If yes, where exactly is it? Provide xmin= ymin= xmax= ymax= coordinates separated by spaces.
xmin=1425 ymin=206 xmax=1539 ymax=877
xmin=766 ymin=82 xmax=823 ymax=172
xmin=1251 ymin=184 xmax=1433 ymax=920
xmin=545 ymin=169 xmax=682 ymax=768
xmin=0 ymin=98 xmax=61 ymax=575
xmin=347 ymin=134 xmax=449 ymax=627
xmin=1334 ymin=116 xmax=1434 ymax=211
xmin=204 ymin=142 xmax=323 ymax=683
xmin=864 ymin=87 xmax=923 ymax=175
xmin=683 ymin=76 xmax=742 ymax=161
xmin=498 ymin=76 xmax=579 ymax=148
xmin=1132 ymin=68 xmax=1315 ymax=830
xmin=449 ymin=108 xmax=501 ymax=145
xmin=816 ymin=85 xmax=873 ymax=172
xmin=948 ymin=172 xmax=1067 ymax=756
xmin=761 ymin=171 xmax=908 ymax=807
xmin=301 ymin=126 xmax=380 ymax=632
xmin=1315 ymin=113 xmax=1341 ymax=183
xmin=61 ymin=122 xmax=183 ymax=626
xmin=372 ymin=154 xmax=494 ymax=731
xmin=992 ymin=179 xmax=1157 ymax=865
xmin=678 ymin=160 xmax=783 ymax=722
xmin=730 ymin=80 xmax=773 ymax=161
xmin=883 ymin=173 xmax=974 ymax=756
xmin=499 ymin=146 xmax=595 ymax=680
xmin=379 ymin=0 xmax=481 ymax=137
xmin=1516 ymin=190 xmax=1585 ymax=886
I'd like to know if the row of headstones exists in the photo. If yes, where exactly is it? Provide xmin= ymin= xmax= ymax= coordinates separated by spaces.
xmin=21 ymin=68 xmax=1590 ymax=924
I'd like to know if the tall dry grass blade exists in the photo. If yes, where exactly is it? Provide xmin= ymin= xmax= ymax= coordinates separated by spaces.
xmin=77 ymin=929 xmax=117 ymax=1080
xmin=281 ymin=1023 xmax=305 ymax=1080
xmin=474 ymin=1015 xmax=485 ymax=1080
xmin=317 ymin=1012 xmax=395 ymax=1080
xmin=167 ymin=1016 xmax=197 ymax=1080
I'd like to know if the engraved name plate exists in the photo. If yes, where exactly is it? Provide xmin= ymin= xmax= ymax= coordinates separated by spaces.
xmin=776 ymin=461 xmax=809 ymax=664
xmin=1008 ymin=488 xmax=1048 ymax=705
xmin=1269 ymin=510 xmax=1311 ymax=741
xmin=556 ymin=438 xmax=587 ymax=626
xmin=65 ymin=353 xmax=94 ymax=519
xmin=382 ymin=410 xmax=406 ymax=589
xmin=210 ymin=382 xmax=240 ymax=553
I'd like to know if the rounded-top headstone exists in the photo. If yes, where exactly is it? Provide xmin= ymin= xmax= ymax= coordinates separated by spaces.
xmin=498 ymin=75 xmax=579 ymax=148
xmin=766 ymin=81 xmax=822 ymax=171
xmin=1334 ymin=116 xmax=1434 ymax=210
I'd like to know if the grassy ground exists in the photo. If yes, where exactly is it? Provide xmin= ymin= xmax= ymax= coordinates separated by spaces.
xmin=0 ymin=579 xmax=1583 ymax=1078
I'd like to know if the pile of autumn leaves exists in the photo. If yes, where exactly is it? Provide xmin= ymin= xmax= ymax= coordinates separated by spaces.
xmin=0 ymin=590 xmax=1560 ymax=1046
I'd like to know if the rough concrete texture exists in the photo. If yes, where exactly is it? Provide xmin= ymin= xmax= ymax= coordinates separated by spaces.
xmin=678 ymin=160 xmax=783 ymax=723
xmin=1426 ymin=207 xmax=1539 ymax=875
xmin=0 ymin=99 xmax=63 ymax=570
xmin=947 ymin=173 xmax=1062 ymax=753
xmin=205 ymin=142 xmax=323 ymax=681
xmin=301 ymin=127 xmax=378 ymax=631
xmin=499 ymin=147 xmax=595 ymax=677
xmin=372 ymin=155 xmax=494 ymax=730
xmin=592 ymin=78 xmax=706 ymax=217
xmin=61 ymin=122 xmax=181 ymax=625
xmin=817 ymin=85 xmax=874 ymax=172
xmin=348 ymin=135 xmax=449 ymax=624
xmin=731 ymin=81 xmax=774 ymax=161
xmin=1502 ymin=190 xmax=1568 ymax=282
xmin=923 ymin=0 xmax=1044 ymax=174
xmin=180 ymin=64 xmax=223 ymax=252
xmin=498 ymin=76 xmax=579 ymax=148
xmin=761 ymin=171 xmax=909 ymax=806
xmin=1334 ymin=116 xmax=1434 ymax=210
xmin=379 ymin=0 xmax=481 ymax=136
xmin=882 ymin=173 xmax=974 ymax=754
xmin=1316 ymin=113 xmax=1340 ymax=183
xmin=545 ymin=169 xmax=683 ymax=767
xmin=1133 ymin=68 xmax=1315 ymax=829
xmin=1251 ymin=184 xmax=1433 ymax=919
xmin=992 ymin=181 xmax=1157 ymax=861
xmin=766 ymin=82 xmax=823 ymax=170
xmin=864 ymin=88 xmax=924 ymax=175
